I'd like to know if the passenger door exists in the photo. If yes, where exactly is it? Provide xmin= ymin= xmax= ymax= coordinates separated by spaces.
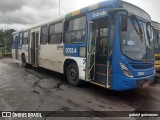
xmin=86 ymin=21 xmax=96 ymax=80
xmin=86 ymin=16 xmax=114 ymax=88
xmin=30 ymin=29 xmax=40 ymax=66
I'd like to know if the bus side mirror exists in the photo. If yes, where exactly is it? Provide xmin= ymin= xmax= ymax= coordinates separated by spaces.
xmin=120 ymin=16 xmax=128 ymax=31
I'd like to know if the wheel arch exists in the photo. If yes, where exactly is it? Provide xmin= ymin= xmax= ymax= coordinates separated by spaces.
xmin=63 ymin=58 xmax=78 ymax=75
xmin=21 ymin=52 xmax=26 ymax=62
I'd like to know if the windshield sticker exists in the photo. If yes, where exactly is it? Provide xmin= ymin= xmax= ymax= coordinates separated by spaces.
xmin=127 ymin=40 xmax=135 ymax=45
xmin=123 ymin=39 xmax=126 ymax=44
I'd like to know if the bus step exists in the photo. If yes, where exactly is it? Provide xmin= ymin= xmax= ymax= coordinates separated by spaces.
xmin=95 ymin=64 xmax=106 ymax=66
xmin=90 ymin=81 xmax=106 ymax=88
xmin=96 ymin=56 xmax=106 ymax=64
xmin=95 ymin=64 xmax=106 ymax=73
xmin=95 ymin=72 xmax=106 ymax=83
xmin=96 ymin=72 xmax=106 ymax=76
xmin=91 ymin=80 xmax=106 ymax=86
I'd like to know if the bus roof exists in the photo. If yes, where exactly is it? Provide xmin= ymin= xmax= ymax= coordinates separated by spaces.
xmin=16 ymin=0 xmax=151 ymax=33
xmin=152 ymin=21 xmax=160 ymax=30
xmin=12 ymin=30 xmax=23 ymax=35
xmin=65 ymin=0 xmax=151 ymax=21
xmin=23 ymin=16 xmax=65 ymax=31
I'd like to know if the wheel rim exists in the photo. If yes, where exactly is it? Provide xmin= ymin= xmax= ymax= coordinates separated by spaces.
xmin=68 ymin=68 xmax=78 ymax=81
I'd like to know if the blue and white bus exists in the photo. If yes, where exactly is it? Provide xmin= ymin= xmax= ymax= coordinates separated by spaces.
xmin=12 ymin=0 xmax=155 ymax=91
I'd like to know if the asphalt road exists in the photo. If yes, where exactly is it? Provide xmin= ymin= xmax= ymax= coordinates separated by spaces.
xmin=0 ymin=58 xmax=160 ymax=120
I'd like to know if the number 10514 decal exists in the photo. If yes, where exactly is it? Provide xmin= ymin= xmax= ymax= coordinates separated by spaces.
xmin=65 ymin=48 xmax=77 ymax=54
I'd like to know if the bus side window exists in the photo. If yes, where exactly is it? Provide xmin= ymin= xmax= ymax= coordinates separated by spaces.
xmin=23 ymin=32 xmax=29 ymax=45
xmin=64 ymin=16 xmax=86 ymax=43
xmin=49 ymin=22 xmax=63 ymax=44
xmin=40 ymin=26 xmax=48 ymax=45
xmin=15 ymin=35 xmax=19 ymax=45
xmin=12 ymin=35 xmax=16 ymax=46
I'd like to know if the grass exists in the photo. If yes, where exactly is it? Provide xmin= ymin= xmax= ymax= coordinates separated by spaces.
xmin=3 ymin=53 xmax=12 ymax=57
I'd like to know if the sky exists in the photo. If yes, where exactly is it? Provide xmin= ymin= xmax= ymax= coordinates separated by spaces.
xmin=0 ymin=0 xmax=159 ymax=30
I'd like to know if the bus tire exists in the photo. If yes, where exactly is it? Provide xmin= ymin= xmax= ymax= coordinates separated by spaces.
xmin=66 ymin=63 xmax=80 ymax=86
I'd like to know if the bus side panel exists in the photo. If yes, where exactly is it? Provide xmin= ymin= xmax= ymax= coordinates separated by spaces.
xmin=12 ymin=49 xmax=16 ymax=59
xmin=37 ymin=43 xmax=86 ymax=80
xmin=39 ymin=45 xmax=50 ymax=69
xmin=38 ymin=44 xmax=65 ymax=73
xmin=21 ymin=45 xmax=29 ymax=63
xmin=49 ymin=44 xmax=65 ymax=73
xmin=17 ymin=49 xmax=22 ymax=61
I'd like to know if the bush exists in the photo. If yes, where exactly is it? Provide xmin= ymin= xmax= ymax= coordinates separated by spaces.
xmin=3 ymin=53 xmax=12 ymax=57
xmin=0 ymin=51 xmax=3 ymax=58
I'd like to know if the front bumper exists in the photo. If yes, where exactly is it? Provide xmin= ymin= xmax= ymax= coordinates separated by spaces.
xmin=112 ymin=73 xmax=155 ymax=91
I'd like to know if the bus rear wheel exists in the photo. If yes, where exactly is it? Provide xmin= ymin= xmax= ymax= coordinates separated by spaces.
xmin=21 ymin=54 xmax=27 ymax=68
xmin=66 ymin=63 xmax=80 ymax=86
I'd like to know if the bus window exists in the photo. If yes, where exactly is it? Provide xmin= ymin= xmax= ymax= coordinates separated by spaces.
xmin=95 ymin=17 xmax=108 ymax=55
xmin=15 ymin=35 xmax=19 ymax=44
xmin=23 ymin=32 xmax=28 ymax=45
xmin=40 ymin=26 xmax=48 ymax=45
xmin=12 ymin=35 xmax=16 ymax=45
xmin=74 ymin=17 xmax=86 ymax=30
xmin=64 ymin=16 xmax=86 ymax=43
xmin=69 ymin=20 xmax=74 ymax=31
xmin=48 ymin=22 xmax=62 ymax=44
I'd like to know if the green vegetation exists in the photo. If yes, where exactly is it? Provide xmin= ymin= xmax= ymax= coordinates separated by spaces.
xmin=0 ymin=29 xmax=15 ymax=58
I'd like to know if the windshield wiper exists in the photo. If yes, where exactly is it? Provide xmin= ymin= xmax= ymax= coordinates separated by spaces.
xmin=131 ymin=15 xmax=143 ymax=35
xmin=131 ymin=17 xmax=139 ymax=35
xmin=135 ymin=17 xmax=143 ymax=34
xmin=146 ymin=22 xmax=151 ymax=45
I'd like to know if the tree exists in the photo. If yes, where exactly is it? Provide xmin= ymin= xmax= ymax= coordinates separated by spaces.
xmin=0 ymin=29 xmax=16 ymax=53
xmin=0 ymin=30 xmax=4 ymax=48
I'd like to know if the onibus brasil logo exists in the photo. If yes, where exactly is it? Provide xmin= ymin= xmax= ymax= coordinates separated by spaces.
xmin=2 ymin=112 xmax=42 ymax=118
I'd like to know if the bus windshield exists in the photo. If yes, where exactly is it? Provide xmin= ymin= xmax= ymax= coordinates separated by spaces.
xmin=120 ymin=16 xmax=154 ymax=61
xmin=154 ymin=30 xmax=160 ymax=54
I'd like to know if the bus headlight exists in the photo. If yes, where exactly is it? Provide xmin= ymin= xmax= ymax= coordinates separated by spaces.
xmin=120 ymin=62 xmax=133 ymax=78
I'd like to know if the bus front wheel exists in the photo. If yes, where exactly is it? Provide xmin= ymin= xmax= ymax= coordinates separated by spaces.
xmin=66 ymin=63 xmax=80 ymax=86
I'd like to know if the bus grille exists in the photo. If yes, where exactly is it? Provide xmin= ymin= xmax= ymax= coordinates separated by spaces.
xmin=130 ymin=64 xmax=154 ymax=69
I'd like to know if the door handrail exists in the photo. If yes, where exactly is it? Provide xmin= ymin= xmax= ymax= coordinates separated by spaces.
xmin=88 ymin=47 xmax=95 ymax=58
xmin=87 ymin=46 xmax=96 ymax=75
